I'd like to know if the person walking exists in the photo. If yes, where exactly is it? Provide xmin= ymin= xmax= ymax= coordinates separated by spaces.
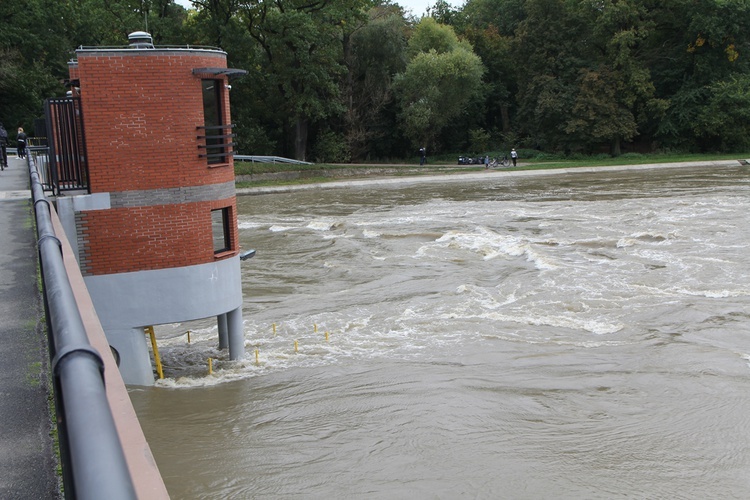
xmin=510 ymin=148 xmax=518 ymax=167
xmin=16 ymin=127 xmax=27 ymax=160
xmin=419 ymin=147 xmax=426 ymax=166
xmin=0 ymin=122 xmax=8 ymax=170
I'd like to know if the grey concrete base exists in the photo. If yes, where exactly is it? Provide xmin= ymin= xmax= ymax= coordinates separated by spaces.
xmin=83 ymin=257 xmax=245 ymax=385
xmin=107 ymin=327 xmax=155 ymax=386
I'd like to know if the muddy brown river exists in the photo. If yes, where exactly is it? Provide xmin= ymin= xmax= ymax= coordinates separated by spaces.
xmin=130 ymin=164 xmax=750 ymax=498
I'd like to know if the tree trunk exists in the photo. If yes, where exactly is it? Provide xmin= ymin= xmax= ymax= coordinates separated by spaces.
xmin=295 ymin=118 xmax=308 ymax=161
xmin=611 ymin=136 xmax=621 ymax=156
xmin=501 ymin=105 xmax=511 ymax=133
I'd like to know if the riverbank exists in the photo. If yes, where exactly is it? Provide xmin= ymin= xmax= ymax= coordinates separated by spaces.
xmin=236 ymin=158 xmax=748 ymax=195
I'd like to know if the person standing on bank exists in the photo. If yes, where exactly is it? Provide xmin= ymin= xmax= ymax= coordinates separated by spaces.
xmin=419 ymin=147 xmax=426 ymax=166
xmin=510 ymin=148 xmax=518 ymax=167
xmin=0 ymin=122 xmax=8 ymax=170
xmin=16 ymin=127 xmax=27 ymax=160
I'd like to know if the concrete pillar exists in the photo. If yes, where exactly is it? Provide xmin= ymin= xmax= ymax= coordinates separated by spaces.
xmin=217 ymin=313 xmax=228 ymax=350
xmin=106 ymin=327 xmax=154 ymax=386
xmin=227 ymin=307 xmax=244 ymax=361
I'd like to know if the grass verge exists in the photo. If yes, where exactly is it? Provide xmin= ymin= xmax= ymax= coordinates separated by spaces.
xmin=235 ymin=152 xmax=749 ymax=188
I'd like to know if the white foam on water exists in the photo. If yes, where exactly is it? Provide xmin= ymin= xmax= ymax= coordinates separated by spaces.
xmin=268 ymin=224 xmax=297 ymax=232
xmin=307 ymin=220 xmax=342 ymax=231
xmin=237 ymin=220 xmax=267 ymax=230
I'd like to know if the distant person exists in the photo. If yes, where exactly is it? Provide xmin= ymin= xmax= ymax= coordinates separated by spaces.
xmin=419 ymin=147 xmax=426 ymax=166
xmin=484 ymin=155 xmax=489 ymax=169
xmin=510 ymin=148 xmax=518 ymax=167
xmin=0 ymin=122 xmax=7 ymax=170
xmin=16 ymin=127 xmax=27 ymax=159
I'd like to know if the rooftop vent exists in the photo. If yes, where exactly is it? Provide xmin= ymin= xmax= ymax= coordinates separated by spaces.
xmin=128 ymin=31 xmax=153 ymax=49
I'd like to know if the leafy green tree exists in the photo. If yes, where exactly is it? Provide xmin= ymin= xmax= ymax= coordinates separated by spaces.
xmin=238 ymin=0 xmax=368 ymax=160
xmin=565 ymin=0 xmax=666 ymax=155
xmin=512 ymin=0 xmax=582 ymax=150
xmin=393 ymin=17 xmax=484 ymax=151
xmin=694 ymin=75 xmax=750 ymax=151
xmin=646 ymin=0 xmax=750 ymax=151
xmin=344 ymin=5 xmax=409 ymax=159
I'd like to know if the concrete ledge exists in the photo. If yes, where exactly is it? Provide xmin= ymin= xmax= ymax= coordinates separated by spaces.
xmin=50 ymin=204 xmax=169 ymax=499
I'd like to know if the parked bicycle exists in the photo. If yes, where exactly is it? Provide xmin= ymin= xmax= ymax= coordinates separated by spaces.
xmin=489 ymin=155 xmax=510 ymax=168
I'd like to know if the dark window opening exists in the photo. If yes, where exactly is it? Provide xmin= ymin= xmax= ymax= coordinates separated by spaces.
xmin=212 ymin=207 xmax=231 ymax=254
xmin=201 ymin=79 xmax=228 ymax=164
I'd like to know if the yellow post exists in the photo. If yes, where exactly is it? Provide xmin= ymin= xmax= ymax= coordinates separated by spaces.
xmin=325 ymin=331 xmax=329 ymax=342
xmin=255 ymin=348 xmax=260 ymax=365
xmin=208 ymin=358 xmax=213 ymax=375
xmin=145 ymin=326 xmax=164 ymax=379
xmin=294 ymin=340 xmax=298 ymax=353
xmin=272 ymin=323 xmax=277 ymax=336
xmin=314 ymin=323 xmax=318 ymax=333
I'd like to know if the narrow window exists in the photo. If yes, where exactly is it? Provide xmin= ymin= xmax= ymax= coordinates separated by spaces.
xmin=211 ymin=207 xmax=231 ymax=254
xmin=202 ymin=79 xmax=226 ymax=164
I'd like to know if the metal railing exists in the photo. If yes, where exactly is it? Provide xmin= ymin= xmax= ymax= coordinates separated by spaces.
xmin=29 ymin=154 xmax=137 ymax=500
xmin=28 ymin=143 xmax=54 ymax=191
xmin=235 ymin=155 xmax=313 ymax=165
xmin=197 ymin=123 xmax=236 ymax=164
xmin=44 ymin=96 xmax=90 ymax=194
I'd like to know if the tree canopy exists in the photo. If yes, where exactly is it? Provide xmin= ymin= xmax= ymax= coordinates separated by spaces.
xmin=2 ymin=0 xmax=749 ymax=159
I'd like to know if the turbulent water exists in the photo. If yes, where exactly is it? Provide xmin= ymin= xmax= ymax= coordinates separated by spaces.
xmin=129 ymin=165 xmax=750 ymax=499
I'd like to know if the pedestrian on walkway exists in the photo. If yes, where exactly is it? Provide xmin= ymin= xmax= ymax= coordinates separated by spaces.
xmin=16 ymin=127 xmax=27 ymax=160
xmin=0 ymin=122 xmax=8 ymax=170
xmin=510 ymin=148 xmax=518 ymax=167
xmin=419 ymin=147 xmax=426 ymax=166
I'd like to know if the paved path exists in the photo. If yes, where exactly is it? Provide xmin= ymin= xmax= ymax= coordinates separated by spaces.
xmin=0 ymin=155 xmax=60 ymax=498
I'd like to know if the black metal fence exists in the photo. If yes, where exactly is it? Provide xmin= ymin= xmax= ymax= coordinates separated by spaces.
xmin=44 ymin=97 xmax=90 ymax=194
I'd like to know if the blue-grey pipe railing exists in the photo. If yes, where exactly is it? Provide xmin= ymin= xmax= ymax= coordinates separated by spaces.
xmin=29 ymin=154 xmax=138 ymax=500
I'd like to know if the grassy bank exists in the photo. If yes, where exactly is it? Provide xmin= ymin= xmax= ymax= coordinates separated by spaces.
xmin=235 ymin=152 xmax=749 ymax=188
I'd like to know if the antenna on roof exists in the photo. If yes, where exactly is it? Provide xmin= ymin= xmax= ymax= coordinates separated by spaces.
xmin=142 ymin=0 xmax=149 ymax=32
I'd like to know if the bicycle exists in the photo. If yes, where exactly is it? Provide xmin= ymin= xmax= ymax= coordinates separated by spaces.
xmin=489 ymin=155 xmax=510 ymax=168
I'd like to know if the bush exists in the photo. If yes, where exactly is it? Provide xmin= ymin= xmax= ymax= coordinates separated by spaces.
xmin=312 ymin=131 xmax=351 ymax=163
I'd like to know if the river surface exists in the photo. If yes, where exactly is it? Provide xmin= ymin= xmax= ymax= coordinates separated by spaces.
xmin=129 ymin=165 xmax=750 ymax=499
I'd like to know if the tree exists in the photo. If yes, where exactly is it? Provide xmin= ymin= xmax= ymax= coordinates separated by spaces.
xmin=512 ymin=0 xmax=582 ymax=150
xmin=344 ymin=5 xmax=409 ymax=159
xmin=565 ymin=0 xmax=666 ymax=155
xmin=694 ymin=75 xmax=750 ymax=151
xmin=393 ymin=17 xmax=485 ymax=151
xmin=238 ymin=0 xmax=368 ymax=160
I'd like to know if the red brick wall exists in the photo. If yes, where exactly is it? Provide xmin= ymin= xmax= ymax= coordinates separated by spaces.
xmin=73 ymin=48 xmax=240 ymax=275
xmin=76 ymin=50 xmax=235 ymax=193
xmin=80 ymin=198 xmax=238 ymax=275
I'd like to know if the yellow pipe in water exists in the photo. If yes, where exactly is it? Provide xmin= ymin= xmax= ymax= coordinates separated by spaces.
xmin=255 ymin=348 xmax=260 ymax=365
xmin=145 ymin=326 xmax=164 ymax=379
xmin=325 ymin=331 xmax=329 ymax=342
xmin=208 ymin=358 xmax=213 ymax=375
xmin=314 ymin=323 xmax=318 ymax=333
xmin=272 ymin=323 xmax=276 ymax=336
xmin=294 ymin=340 xmax=298 ymax=353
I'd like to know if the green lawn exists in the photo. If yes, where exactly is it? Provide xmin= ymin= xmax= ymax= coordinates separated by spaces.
xmin=235 ymin=152 xmax=749 ymax=188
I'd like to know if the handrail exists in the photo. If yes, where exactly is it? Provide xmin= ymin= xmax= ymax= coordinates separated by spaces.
xmin=234 ymin=155 xmax=313 ymax=165
xmin=29 ymin=154 xmax=137 ymax=500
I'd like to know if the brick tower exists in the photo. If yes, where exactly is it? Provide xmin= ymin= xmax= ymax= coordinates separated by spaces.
xmin=56 ymin=32 xmax=247 ymax=385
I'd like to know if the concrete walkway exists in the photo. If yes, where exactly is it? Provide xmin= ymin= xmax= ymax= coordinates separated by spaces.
xmin=0 ymin=155 xmax=60 ymax=498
